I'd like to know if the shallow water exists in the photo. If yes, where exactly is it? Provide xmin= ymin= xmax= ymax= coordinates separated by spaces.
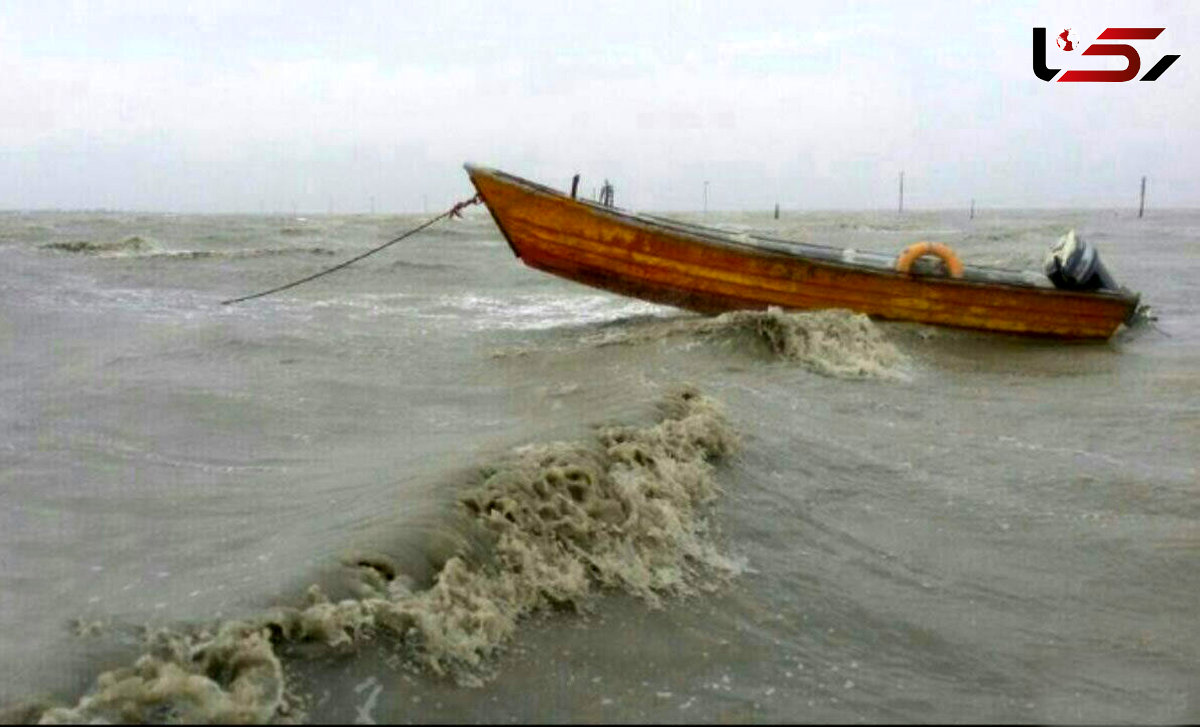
xmin=1 ymin=206 xmax=1197 ymax=723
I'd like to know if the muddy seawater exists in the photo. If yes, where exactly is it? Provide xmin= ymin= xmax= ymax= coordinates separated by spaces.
xmin=0 ymin=206 xmax=1196 ymax=723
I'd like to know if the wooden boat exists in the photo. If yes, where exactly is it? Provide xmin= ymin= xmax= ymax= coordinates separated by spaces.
xmin=465 ymin=164 xmax=1140 ymax=339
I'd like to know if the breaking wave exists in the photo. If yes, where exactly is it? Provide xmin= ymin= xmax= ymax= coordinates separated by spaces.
xmin=42 ymin=237 xmax=158 ymax=256
xmin=30 ymin=387 xmax=738 ymax=724
xmin=40 ymin=241 xmax=339 ymax=260
xmin=583 ymin=308 xmax=907 ymax=379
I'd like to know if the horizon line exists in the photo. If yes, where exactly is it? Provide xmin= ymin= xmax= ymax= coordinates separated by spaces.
xmin=3 ymin=205 xmax=1196 ymax=216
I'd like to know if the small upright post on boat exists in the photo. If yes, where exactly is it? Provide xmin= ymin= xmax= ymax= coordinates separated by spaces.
xmin=1138 ymin=176 xmax=1147 ymax=218
xmin=898 ymin=171 xmax=905 ymax=214
xmin=599 ymin=179 xmax=614 ymax=207
xmin=570 ymin=174 xmax=580 ymax=199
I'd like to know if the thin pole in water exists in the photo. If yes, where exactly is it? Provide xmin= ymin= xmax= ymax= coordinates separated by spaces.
xmin=703 ymin=181 xmax=709 ymax=215
xmin=970 ymin=198 xmax=975 ymax=220
xmin=898 ymin=171 xmax=904 ymax=214
xmin=1139 ymin=176 xmax=1147 ymax=218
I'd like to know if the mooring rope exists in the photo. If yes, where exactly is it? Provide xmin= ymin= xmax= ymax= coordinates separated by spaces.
xmin=221 ymin=194 xmax=483 ymax=305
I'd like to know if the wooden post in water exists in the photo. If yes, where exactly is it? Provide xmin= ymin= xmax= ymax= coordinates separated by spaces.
xmin=703 ymin=181 xmax=710 ymax=216
xmin=970 ymin=198 xmax=975 ymax=220
xmin=1138 ymin=176 xmax=1147 ymax=218
xmin=774 ymin=202 xmax=780 ymax=219
xmin=898 ymin=171 xmax=904 ymax=214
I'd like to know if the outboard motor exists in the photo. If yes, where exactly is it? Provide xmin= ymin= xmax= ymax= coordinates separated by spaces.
xmin=1043 ymin=229 xmax=1118 ymax=291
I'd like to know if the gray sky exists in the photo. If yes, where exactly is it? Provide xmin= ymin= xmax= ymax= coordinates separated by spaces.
xmin=2 ymin=0 xmax=1197 ymax=212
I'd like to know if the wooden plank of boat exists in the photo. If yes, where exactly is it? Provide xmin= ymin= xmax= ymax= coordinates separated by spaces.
xmin=464 ymin=164 xmax=1140 ymax=340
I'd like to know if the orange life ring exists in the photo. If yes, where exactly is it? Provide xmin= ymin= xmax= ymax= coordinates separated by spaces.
xmin=894 ymin=242 xmax=965 ymax=278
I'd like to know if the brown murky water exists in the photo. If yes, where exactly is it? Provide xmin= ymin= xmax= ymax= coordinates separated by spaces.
xmin=1 ymin=208 xmax=1196 ymax=723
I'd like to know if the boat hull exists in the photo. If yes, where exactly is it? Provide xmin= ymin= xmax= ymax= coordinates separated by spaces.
xmin=466 ymin=165 xmax=1139 ymax=339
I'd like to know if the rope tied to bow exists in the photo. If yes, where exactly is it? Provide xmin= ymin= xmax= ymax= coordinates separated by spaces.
xmin=221 ymin=194 xmax=482 ymax=305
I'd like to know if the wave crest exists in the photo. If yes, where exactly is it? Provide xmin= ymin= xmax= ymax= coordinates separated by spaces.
xmin=42 ymin=236 xmax=157 ymax=256
xmin=41 ymin=240 xmax=339 ymax=260
xmin=34 ymin=387 xmax=738 ymax=723
xmin=587 ymin=308 xmax=906 ymax=379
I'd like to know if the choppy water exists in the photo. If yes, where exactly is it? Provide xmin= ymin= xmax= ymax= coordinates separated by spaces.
xmin=0 ymin=205 xmax=1197 ymax=723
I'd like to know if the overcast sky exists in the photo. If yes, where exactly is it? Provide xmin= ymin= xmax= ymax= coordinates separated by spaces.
xmin=2 ymin=0 xmax=1197 ymax=212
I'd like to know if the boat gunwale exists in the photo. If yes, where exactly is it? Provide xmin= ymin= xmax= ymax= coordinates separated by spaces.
xmin=464 ymin=163 xmax=1140 ymax=309
xmin=507 ymin=216 xmax=1130 ymax=326
xmin=520 ymin=245 xmax=1121 ymax=338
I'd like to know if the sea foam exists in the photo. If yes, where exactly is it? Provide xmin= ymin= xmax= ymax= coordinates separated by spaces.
xmin=34 ymin=387 xmax=738 ymax=724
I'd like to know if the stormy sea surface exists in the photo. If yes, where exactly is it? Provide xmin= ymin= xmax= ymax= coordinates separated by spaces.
xmin=0 ymin=204 xmax=1197 ymax=724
